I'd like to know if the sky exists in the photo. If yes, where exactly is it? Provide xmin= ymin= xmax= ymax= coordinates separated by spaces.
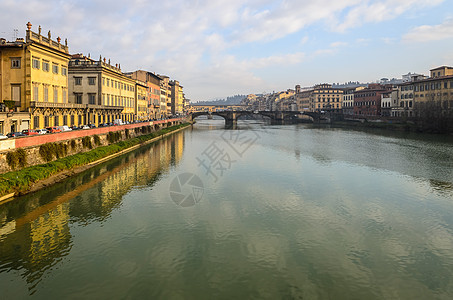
xmin=1 ymin=0 xmax=453 ymax=102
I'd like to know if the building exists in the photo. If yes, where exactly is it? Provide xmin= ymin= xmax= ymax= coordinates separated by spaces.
xmin=68 ymin=54 xmax=136 ymax=125
xmin=158 ymin=75 xmax=171 ymax=117
xmin=395 ymin=82 xmax=414 ymax=117
xmin=135 ymin=80 xmax=148 ymax=120
xmin=124 ymin=70 xmax=162 ymax=119
xmin=311 ymin=84 xmax=343 ymax=112
xmin=381 ymin=86 xmax=399 ymax=117
xmin=1 ymin=22 xmax=71 ymax=133
xmin=354 ymin=84 xmax=389 ymax=116
xmin=295 ymin=88 xmax=313 ymax=112
xmin=169 ymin=80 xmax=183 ymax=115
xmin=412 ymin=66 xmax=453 ymax=118
xmin=342 ymin=88 xmax=355 ymax=116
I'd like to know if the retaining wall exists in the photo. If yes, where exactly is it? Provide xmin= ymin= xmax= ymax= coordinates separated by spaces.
xmin=0 ymin=118 xmax=185 ymax=173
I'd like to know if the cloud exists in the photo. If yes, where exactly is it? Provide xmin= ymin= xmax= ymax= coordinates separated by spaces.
xmin=333 ymin=0 xmax=445 ymax=32
xmin=0 ymin=0 xmax=448 ymax=101
xmin=402 ymin=18 xmax=453 ymax=42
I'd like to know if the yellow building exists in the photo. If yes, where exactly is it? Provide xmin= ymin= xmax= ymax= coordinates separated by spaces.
xmin=413 ymin=66 xmax=453 ymax=117
xmin=0 ymin=22 xmax=72 ymax=131
xmin=170 ymin=80 xmax=184 ymax=115
xmin=68 ymin=54 xmax=136 ymax=125
xmin=311 ymin=84 xmax=343 ymax=112
xmin=135 ymin=81 xmax=148 ymax=120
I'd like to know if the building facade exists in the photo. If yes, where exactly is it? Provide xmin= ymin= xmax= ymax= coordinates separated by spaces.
xmin=125 ymin=70 xmax=162 ymax=119
xmin=311 ymin=84 xmax=343 ymax=112
xmin=354 ymin=84 xmax=389 ymax=116
xmin=1 ymin=22 xmax=72 ymax=132
xmin=68 ymin=54 xmax=136 ymax=125
xmin=412 ymin=67 xmax=453 ymax=118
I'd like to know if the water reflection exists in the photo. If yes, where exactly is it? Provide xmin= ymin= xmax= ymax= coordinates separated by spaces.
xmin=1 ymin=122 xmax=453 ymax=298
xmin=0 ymin=132 xmax=184 ymax=292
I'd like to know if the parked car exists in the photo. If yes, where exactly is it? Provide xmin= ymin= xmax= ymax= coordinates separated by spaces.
xmin=57 ymin=125 xmax=72 ymax=132
xmin=70 ymin=126 xmax=81 ymax=131
xmin=36 ymin=129 xmax=48 ymax=134
xmin=7 ymin=132 xmax=26 ymax=138
xmin=46 ymin=126 xmax=62 ymax=133
xmin=81 ymin=125 xmax=90 ymax=130
xmin=99 ymin=123 xmax=108 ymax=127
xmin=0 ymin=133 xmax=8 ymax=139
xmin=88 ymin=124 xmax=96 ymax=128
xmin=22 ymin=129 xmax=39 ymax=136
xmin=113 ymin=119 xmax=125 ymax=125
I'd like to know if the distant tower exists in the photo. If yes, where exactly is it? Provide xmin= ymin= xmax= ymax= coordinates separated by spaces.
xmin=295 ymin=85 xmax=301 ymax=94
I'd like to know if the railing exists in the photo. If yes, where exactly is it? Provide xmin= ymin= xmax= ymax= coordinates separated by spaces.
xmin=30 ymin=101 xmax=85 ymax=109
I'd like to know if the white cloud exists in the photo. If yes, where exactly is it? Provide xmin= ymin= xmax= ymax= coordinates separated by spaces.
xmin=334 ymin=0 xmax=445 ymax=32
xmin=403 ymin=18 xmax=453 ymax=42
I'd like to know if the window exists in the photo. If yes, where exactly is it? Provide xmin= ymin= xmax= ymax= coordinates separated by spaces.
xmin=107 ymin=79 xmax=110 ymax=87
xmin=52 ymin=64 xmax=59 ymax=74
xmin=88 ymin=77 xmax=96 ymax=85
xmin=42 ymin=61 xmax=50 ymax=72
xmin=78 ymin=115 xmax=82 ymax=125
xmin=11 ymin=58 xmax=21 ymax=69
xmin=44 ymin=86 xmax=49 ymax=102
xmin=34 ymin=116 xmax=40 ymax=129
xmin=62 ymin=89 xmax=67 ymax=103
xmin=32 ymin=58 xmax=40 ymax=69
xmin=44 ymin=116 xmax=49 ymax=127
xmin=63 ymin=115 xmax=67 ymax=126
xmin=75 ymin=93 xmax=82 ymax=104
xmin=103 ymin=78 xmax=105 ymax=86
xmin=54 ymin=116 xmax=59 ymax=126
xmin=54 ymin=87 xmax=58 ymax=102
xmin=61 ymin=67 xmax=67 ymax=76
xmin=33 ymin=84 xmax=39 ymax=101
xmin=74 ymin=77 xmax=82 ymax=85
xmin=88 ymin=93 xmax=96 ymax=105
xmin=70 ymin=115 xmax=74 ymax=126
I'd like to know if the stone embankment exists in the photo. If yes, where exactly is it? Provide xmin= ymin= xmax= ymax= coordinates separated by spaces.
xmin=0 ymin=120 xmax=190 ymax=203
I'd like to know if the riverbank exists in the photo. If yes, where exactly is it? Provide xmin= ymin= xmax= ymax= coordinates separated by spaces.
xmin=0 ymin=123 xmax=191 ymax=203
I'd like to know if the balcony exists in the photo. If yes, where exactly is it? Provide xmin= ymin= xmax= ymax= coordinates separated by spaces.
xmin=29 ymin=101 xmax=85 ymax=109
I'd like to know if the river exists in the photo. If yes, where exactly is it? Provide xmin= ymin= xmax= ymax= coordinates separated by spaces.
xmin=1 ymin=119 xmax=453 ymax=299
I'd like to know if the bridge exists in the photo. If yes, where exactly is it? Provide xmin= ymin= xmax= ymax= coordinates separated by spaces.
xmin=190 ymin=110 xmax=322 ymax=126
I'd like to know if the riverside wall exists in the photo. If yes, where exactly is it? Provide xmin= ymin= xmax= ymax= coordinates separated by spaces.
xmin=0 ymin=118 xmax=185 ymax=173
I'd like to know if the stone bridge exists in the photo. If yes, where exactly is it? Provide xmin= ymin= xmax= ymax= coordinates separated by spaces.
xmin=191 ymin=110 xmax=321 ymax=125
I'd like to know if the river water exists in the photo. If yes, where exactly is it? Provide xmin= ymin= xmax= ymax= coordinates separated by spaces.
xmin=1 ymin=119 xmax=453 ymax=299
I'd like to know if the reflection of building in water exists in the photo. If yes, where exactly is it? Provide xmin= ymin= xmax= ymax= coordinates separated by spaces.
xmin=0 ymin=202 xmax=71 ymax=288
xmin=0 ymin=132 xmax=185 ymax=288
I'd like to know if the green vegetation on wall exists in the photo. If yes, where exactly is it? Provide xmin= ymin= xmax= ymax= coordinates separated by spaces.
xmin=6 ymin=148 xmax=27 ymax=170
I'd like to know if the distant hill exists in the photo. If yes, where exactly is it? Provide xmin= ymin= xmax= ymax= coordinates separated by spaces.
xmin=194 ymin=95 xmax=246 ymax=105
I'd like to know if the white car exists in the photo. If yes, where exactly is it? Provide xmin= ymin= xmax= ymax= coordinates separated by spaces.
xmin=36 ymin=129 xmax=48 ymax=134
xmin=81 ymin=125 xmax=90 ymax=130
xmin=0 ymin=133 xmax=8 ymax=139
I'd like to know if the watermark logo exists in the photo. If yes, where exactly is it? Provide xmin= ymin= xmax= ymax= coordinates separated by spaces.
xmin=169 ymin=173 xmax=204 ymax=207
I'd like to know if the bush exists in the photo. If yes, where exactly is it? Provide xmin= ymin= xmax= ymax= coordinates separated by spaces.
xmin=125 ymin=128 xmax=130 ymax=139
xmin=6 ymin=148 xmax=27 ymax=170
xmin=82 ymin=136 xmax=92 ymax=149
xmin=70 ymin=139 xmax=77 ymax=150
xmin=93 ymin=135 xmax=101 ymax=146
xmin=39 ymin=143 xmax=55 ymax=162
xmin=39 ymin=142 xmax=68 ymax=161
xmin=107 ymin=131 xmax=122 ymax=144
